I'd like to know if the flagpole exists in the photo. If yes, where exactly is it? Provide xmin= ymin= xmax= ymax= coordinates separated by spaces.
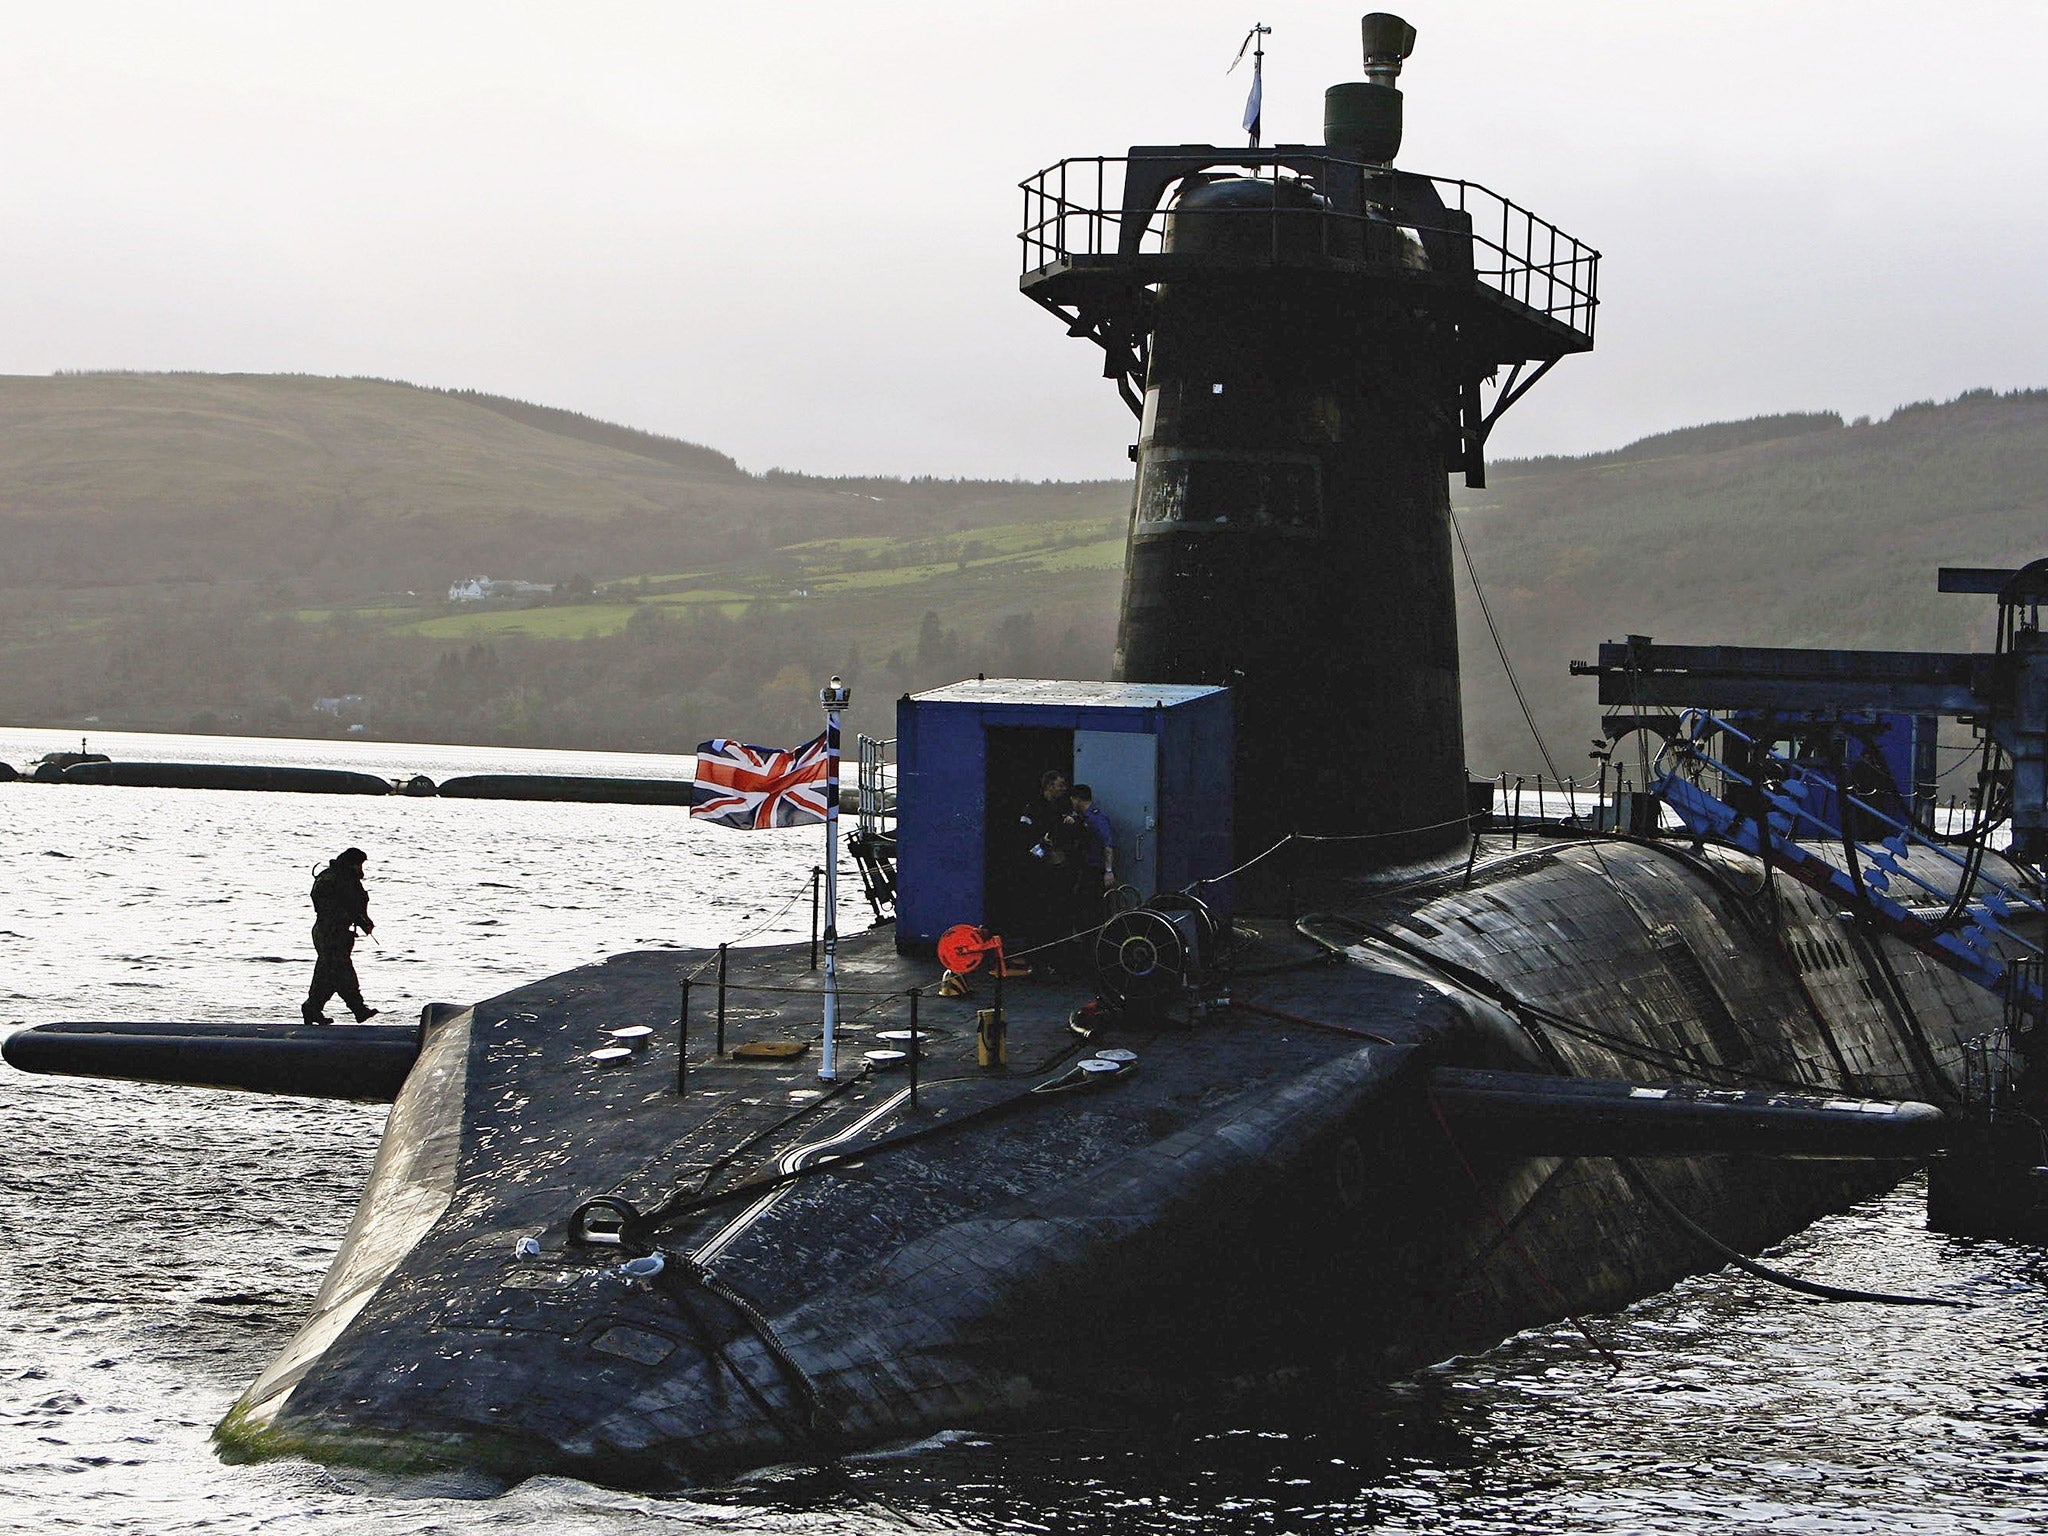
xmin=818 ymin=675 xmax=850 ymax=1081
xmin=1234 ymin=22 xmax=1270 ymax=151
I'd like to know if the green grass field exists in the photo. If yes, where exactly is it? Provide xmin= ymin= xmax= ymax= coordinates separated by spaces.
xmin=320 ymin=512 xmax=1130 ymax=647
xmin=402 ymin=604 xmax=648 ymax=640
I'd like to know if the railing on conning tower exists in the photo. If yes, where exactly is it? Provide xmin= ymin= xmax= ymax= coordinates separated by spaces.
xmin=1019 ymin=154 xmax=1599 ymax=346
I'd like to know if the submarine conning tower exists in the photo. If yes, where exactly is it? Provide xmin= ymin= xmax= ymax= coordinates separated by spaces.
xmin=1021 ymin=14 xmax=1597 ymax=869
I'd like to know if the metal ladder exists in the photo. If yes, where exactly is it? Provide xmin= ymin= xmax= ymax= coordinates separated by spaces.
xmin=849 ymin=734 xmax=897 ymax=921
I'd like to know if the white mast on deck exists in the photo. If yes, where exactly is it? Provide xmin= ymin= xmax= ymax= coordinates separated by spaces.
xmin=818 ymin=675 xmax=851 ymax=1081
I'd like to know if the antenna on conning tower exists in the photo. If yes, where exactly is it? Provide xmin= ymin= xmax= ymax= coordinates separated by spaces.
xmin=1229 ymin=23 xmax=1271 ymax=149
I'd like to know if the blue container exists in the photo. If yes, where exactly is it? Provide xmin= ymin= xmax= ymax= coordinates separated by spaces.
xmin=894 ymin=679 xmax=1233 ymax=953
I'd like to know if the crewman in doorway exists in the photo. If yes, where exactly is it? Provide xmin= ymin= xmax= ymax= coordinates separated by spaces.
xmin=303 ymin=847 xmax=380 ymax=1024
xmin=1069 ymin=783 xmax=1117 ymax=932
xmin=1017 ymin=769 xmax=1081 ymax=962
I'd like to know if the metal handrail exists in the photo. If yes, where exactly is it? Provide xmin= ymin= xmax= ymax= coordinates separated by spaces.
xmin=855 ymin=734 xmax=895 ymax=840
xmin=1019 ymin=153 xmax=1598 ymax=341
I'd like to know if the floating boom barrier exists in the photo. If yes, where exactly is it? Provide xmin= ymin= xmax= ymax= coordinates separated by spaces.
xmin=435 ymin=774 xmax=697 ymax=805
xmin=4 ymin=763 xmax=730 ymax=806
xmin=59 ymin=761 xmax=394 ymax=795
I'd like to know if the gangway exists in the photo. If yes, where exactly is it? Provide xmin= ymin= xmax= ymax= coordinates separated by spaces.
xmin=1654 ymin=710 xmax=2043 ymax=1018
xmin=1574 ymin=557 xmax=2047 ymax=1024
xmin=1574 ymin=558 xmax=2048 ymax=1238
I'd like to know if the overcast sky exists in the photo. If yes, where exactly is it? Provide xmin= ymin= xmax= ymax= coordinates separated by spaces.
xmin=2 ymin=2 xmax=2043 ymax=480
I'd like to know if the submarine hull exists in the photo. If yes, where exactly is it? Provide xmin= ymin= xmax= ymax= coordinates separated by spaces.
xmin=210 ymin=837 xmax=1997 ymax=1482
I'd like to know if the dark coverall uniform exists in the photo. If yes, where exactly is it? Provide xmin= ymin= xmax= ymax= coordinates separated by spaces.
xmin=304 ymin=856 xmax=375 ymax=1023
xmin=1016 ymin=792 xmax=1082 ymax=956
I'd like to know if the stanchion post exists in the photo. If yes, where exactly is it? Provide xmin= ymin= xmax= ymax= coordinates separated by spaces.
xmin=1511 ymin=774 xmax=1524 ymax=848
xmin=908 ymin=986 xmax=921 ymax=1109
xmin=716 ymin=942 xmax=728 ymax=1057
xmin=677 ymin=977 xmax=691 ymax=1098
xmin=809 ymin=866 xmax=822 ymax=971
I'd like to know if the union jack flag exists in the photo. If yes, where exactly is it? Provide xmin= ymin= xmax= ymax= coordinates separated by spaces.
xmin=690 ymin=733 xmax=831 ymax=830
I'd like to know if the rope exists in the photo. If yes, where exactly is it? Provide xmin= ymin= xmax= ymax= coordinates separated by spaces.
xmin=681 ymin=808 xmax=1510 ymax=1003
xmin=1310 ymin=914 xmax=1834 ymax=1095
xmin=683 ymin=874 xmax=822 ymax=979
xmin=1426 ymin=1093 xmax=1624 ymax=1371
xmin=671 ymin=1254 xmax=838 ymax=1437
xmin=1451 ymin=507 xmax=1569 ymax=786
xmin=683 ymin=978 xmax=943 ymax=999
xmin=673 ymin=1066 xmax=872 ymax=1204
xmin=1004 ymin=810 xmax=1488 ymax=963
xmin=1306 ymin=909 xmax=1961 ymax=1309
xmin=1183 ymin=813 xmax=1486 ymax=895
xmin=1186 ymin=835 xmax=1299 ymax=889
xmin=651 ymin=1265 xmax=812 ymax=1447
xmin=600 ymin=1057 xmax=1096 ymax=1247
xmin=1617 ymin=1158 xmax=1963 ymax=1308
xmin=1231 ymin=998 xmax=1397 ymax=1045
xmin=1294 ymin=814 xmax=1480 ymax=845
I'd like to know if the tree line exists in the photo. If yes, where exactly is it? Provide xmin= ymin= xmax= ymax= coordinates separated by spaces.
xmin=0 ymin=595 xmax=1113 ymax=754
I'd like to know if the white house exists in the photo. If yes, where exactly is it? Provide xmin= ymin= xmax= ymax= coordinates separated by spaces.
xmin=448 ymin=576 xmax=554 ymax=602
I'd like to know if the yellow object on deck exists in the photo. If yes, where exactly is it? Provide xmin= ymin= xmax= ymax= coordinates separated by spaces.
xmin=732 ymin=1040 xmax=809 ymax=1061
xmin=975 ymin=1006 xmax=1008 ymax=1067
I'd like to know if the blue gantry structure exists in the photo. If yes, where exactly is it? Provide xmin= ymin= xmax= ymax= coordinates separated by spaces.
xmin=1574 ymin=559 xmax=2048 ymax=1033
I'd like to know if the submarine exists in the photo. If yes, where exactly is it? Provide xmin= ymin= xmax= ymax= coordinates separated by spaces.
xmin=6 ymin=14 xmax=2046 ymax=1487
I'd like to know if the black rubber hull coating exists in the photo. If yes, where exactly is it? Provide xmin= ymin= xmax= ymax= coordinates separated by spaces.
xmin=436 ymin=774 xmax=695 ymax=805
xmin=1427 ymin=1067 xmax=1946 ymax=1159
xmin=1 ymin=1021 xmax=420 ymax=1101
xmin=61 ymin=762 xmax=392 ymax=795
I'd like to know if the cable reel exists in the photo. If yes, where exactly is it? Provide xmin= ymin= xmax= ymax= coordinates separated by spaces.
xmin=937 ymin=923 xmax=1006 ymax=976
xmin=1093 ymin=892 xmax=1222 ymax=1012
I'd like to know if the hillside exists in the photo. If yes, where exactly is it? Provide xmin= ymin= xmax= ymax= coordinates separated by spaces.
xmin=0 ymin=372 xmax=1127 ymax=750
xmin=0 ymin=372 xmax=1120 ymax=595
xmin=0 ymin=372 xmax=2041 ymax=769
xmin=1454 ymin=389 xmax=2048 ymax=769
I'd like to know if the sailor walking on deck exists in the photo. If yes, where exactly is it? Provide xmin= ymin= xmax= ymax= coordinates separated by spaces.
xmin=303 ymin=847 xmax=380 ymax=1025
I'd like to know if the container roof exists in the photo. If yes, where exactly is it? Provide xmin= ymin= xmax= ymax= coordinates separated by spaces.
xmin=912 ymin=678 xmax=1225 ymax=708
